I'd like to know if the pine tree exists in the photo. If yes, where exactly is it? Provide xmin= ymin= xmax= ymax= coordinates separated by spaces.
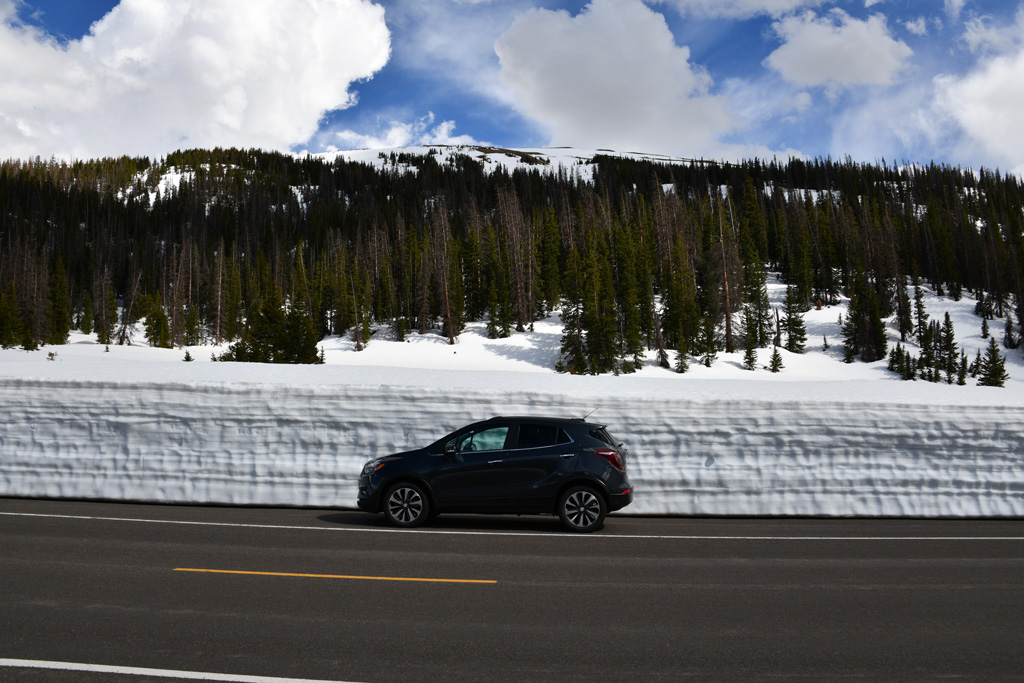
xmin=47 ymin=258 xmax=71 ymax=345
xmin=843 ymin=272 xmax=888 ymax=362
xmin=745 ymin=311 xmax=761 ymax=370
xmin=981 ymin=317 xmax=989 ymax=339
xmin=80 ymin=293 xmax=93 ymax=335
xmin=1004 ymin=315 xmax=1019 ymax=349
xmin=913 ymin=277 xmax=929 ymax=345
xmin=661 ymin=235 xmax=700 ymax=358
xmin=143 ymin=295 xmax=172 ymax=349
xmin=695 ymin=312 xmax=719 ymax=368
xmin=222 ymin=253 xmax=243 ymax=343
xmin=581 ymin=236 xmax=618 ymax=375
xmin=782 ymin=285 xmax=807 ymax=353
xmin=978 ymin=337 xmax=1009 ymax=387
xmin=555 ymin=246 xmax=587 ymax=375
xmin=769 ymin=346 xmax=784 ymax=373
xmin=941 ymin=312 xmax=958 ymax=384
xmin=894 ymin=277 xmax=914 ymax=342
xmin=675 ymin=346 xmax=690 ymax=373
xmin=95 ymin=278 xmax=118 ymax=346
xmin=0 ymin=282 xmax=21 ymax=348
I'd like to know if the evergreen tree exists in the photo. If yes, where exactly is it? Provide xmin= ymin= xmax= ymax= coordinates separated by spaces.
xmin=613 ymin=218 xmax=644 ymax=372
xmin=913 ymin=277 xmax=929 ymax=345
xmin=661 ymin=235 xmax=700 ymax=356
xmin=47 ymin=258 xmax=71 ymax=345
xmin=80 ymin=293 xmax=93 ymax=335
xmin=781 ymin=285 xmax=807 ymax=353
xmin=894 ymin=277 xmax=914 ymax=342
xmin=95 ymin=279 xmax=118 ymax=346
xmin=978 ymin=337 xmax=1009 ymax=387
xmin=222 ymin=254 xmax=244 ymax=342
xmin=941 ymin=312 xmax=958 ymax=384
xmin=842 ymin=272 xmax=888 ymax=362
xmin=143 ymin=296 xmax=172 ymax=349
xmin=695 ymin=312 xmax=719 ymax=368
xmin=0 ymin=282 xmax=21 ymax=348
xmin=742 ymin=320 xmax=758 ymax=371
xmin=981 ymin=316 xmax=989 ymax=339
xmin=485 ymin=225 xmax=513 ymax=339
xmin=674 ymin=346 xmax=690 ymax=373
xmin=769 ymin=346 xmax=784 ymax=373
xmin=183 ymin=305 xmax=201 ymax=346
xmin=555 ymin=246 xmax=587 ymax=375
xmin=581 ymin=236 xmax=618 ymax=375
xmin=1004 ymin=315 xmax=1019 ymax=349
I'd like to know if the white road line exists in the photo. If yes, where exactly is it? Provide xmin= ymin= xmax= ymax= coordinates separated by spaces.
xmin=2 ymin=510 xmax=1023 ymax=540
xmin=0 ymin=658 xmax=361 ymax=683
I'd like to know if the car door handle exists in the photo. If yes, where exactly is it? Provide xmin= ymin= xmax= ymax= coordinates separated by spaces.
xmin=488 ymin=459 xmax=503 ymax=464
xmin=559 ymin=453 xmax=576 ymax=459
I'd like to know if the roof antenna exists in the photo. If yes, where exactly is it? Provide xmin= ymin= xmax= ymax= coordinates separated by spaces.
xmin=582 ymin=407 xmax=598 ymax=421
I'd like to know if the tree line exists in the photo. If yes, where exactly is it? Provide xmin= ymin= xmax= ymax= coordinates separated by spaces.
xmin=1 ymin=147 xmax=1021 ymax=379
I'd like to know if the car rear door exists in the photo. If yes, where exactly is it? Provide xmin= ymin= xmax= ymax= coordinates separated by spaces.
xmin=504 ymin=422 xmax=579 ymax=513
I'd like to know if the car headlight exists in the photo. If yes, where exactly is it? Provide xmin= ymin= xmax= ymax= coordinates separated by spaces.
xmin=362 ymin=460 xmax=385 ymax=476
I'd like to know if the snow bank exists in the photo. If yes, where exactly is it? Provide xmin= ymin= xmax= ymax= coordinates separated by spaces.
xmin=2 ymin=376 xmax=1021 ymax=517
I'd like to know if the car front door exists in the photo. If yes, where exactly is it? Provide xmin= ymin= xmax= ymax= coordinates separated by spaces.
xmin=504 ymin=422 xmax=579 ymax=512
xmin=429 ymin=422 xmax=511 ymax=510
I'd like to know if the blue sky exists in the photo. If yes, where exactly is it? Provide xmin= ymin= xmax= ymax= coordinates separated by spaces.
xmin=2 ymin=0 xmax=1023 ymax=173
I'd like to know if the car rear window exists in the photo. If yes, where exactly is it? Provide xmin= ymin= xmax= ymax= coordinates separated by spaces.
xmin=516 ymin=423 xmax=572 ymax=449
xmin=589 ymin=427 xmax=617 ymax=447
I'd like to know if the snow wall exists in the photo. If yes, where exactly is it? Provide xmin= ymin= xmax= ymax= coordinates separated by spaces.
xmin=2 ymin=377 xmax=1022 ymax=517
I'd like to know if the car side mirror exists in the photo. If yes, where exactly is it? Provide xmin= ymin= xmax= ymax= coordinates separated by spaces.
xmin=444 ymin=442 xmax=458 ymax=461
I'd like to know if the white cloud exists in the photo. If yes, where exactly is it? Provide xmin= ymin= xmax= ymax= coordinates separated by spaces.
xmin=0 ymin=0 xmax=390 ymax=159
xmin=330 ymin=112 xmax=484 ymax=150
xmin=936 ymin=48 xmax=1024 ymax=175
xmin=963 ymin=11 xmax=1024 ymax=55
xmin=905 ymin=17 xmax=928 ymax=37
xmin=494 ymin=0 xmax=738 ymax=158
xmin=765 ymin=10 xmax=913 ymax=90
xmin=387 ymin=0 xmax=529 ymax=108
xmin=945 ymin=0 xmax=966 ymax=19
xmin=651 ymin=0 xmax=826 ymax=19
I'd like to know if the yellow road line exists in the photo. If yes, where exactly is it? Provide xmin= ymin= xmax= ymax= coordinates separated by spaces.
xmin=173 ymin=568 xmax=496 ymax=584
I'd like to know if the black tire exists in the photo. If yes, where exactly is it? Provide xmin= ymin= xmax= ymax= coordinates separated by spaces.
xmin=558 ymin=486 xmax=606 ymax=532
xmin=383 ymin=482 xmax=430 ymax=528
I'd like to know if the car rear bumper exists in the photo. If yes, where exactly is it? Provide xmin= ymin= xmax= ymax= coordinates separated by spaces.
xmin=608 ymin=487 xmax=633 ymax=512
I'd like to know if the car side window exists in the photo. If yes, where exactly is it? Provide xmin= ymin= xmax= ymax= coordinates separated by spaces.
xmin=455 ymin=425 xmax=509 ymax=453
xmin=515 ymin=424 xmax=571 ymax=450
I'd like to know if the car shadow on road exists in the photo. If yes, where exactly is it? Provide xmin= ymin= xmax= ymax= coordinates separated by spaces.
xmin=317 ymin=511 xmax=569 ymax=534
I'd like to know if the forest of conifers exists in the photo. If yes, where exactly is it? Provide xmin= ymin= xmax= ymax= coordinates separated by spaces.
xmin=1 ymin=146 xmax=1022 ymax=373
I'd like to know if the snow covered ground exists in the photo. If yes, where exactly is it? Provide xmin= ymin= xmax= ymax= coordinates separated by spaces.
xmin=1 ymin=283 xmax=1023 ymax=517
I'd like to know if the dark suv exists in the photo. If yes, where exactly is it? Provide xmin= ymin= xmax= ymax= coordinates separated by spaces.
xmin=357 ymin=416 xmax=632 ymax=532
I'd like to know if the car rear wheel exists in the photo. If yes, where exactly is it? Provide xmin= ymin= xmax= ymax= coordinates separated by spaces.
xmin=383 ymin=482 xmax=430 ymax=528
xmin=558 ymin=486 xmax=606 ymax=532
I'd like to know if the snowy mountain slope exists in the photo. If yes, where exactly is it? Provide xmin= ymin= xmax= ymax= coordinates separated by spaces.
xmin=1 ymin=282 xmax=1022 ymax=516
xmin=314 ymin=145 xmax=705 ymax=181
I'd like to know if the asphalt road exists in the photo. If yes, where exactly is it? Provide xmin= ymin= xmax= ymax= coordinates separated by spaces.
xmin=2 ymin=498 xmax=1023 ymax=682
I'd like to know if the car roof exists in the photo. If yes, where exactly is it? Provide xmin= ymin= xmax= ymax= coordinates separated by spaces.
xmin=485 ymin=416 xmax=601 ymax=427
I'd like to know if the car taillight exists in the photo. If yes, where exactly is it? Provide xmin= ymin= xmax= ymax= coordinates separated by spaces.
xmin=595 ymin=448 xmax=625 ymax=471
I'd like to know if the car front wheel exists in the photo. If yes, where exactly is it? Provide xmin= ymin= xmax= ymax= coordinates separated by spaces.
xmin=383 ymin=483 xmax=430 ymax=528
xmin=558 ymin=486 xmax=606 ymax=532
